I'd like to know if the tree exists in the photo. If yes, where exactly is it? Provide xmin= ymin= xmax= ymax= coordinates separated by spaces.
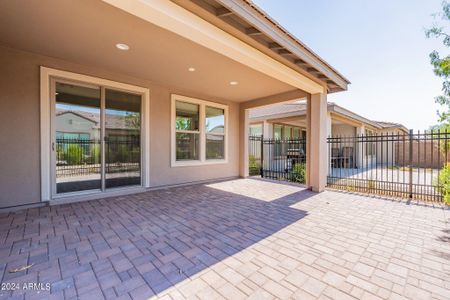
xmin=426 ymin=1 xmax=450 ymax=126
xmin=125 ymin=112 xmax=141 ymax=130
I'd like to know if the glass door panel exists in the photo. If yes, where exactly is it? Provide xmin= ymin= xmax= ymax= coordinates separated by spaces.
xmin=105 ymin=89 xmax=141 ymax=188
xmin=55 ymin=82 xmax=101 ymax=193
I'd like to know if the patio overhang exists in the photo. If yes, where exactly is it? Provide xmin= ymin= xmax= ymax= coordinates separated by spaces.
xmin=104 ymin=0 xmax=325 ymax=95
xmin=173 ymin=0 xmax=350 ymax=93
xmin=0 ymin=0 xmax=345 ymax=203
xmin=0 ymin=0 xmax=329 ymax=102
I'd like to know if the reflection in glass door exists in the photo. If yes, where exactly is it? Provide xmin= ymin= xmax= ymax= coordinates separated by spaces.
xmin=53 ymin=81 xmax=142 ymax=196
xmin=55 ymin=82 xmax=101 ymax=193
xmin=105 ymin=89 xmax=141 ymax=188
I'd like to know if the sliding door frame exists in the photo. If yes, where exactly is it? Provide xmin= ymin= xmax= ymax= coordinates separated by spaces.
xmin=40 ymin=67 xmax=150 ymax=202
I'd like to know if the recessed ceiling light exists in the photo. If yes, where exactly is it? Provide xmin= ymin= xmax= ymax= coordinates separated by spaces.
xmin=116 ymin=43 xmax=130 ymax=51
xmin=188 ymin=67 xmax=196 ymax=72
xmin=230 ymin=81 xmax=238 ymax=85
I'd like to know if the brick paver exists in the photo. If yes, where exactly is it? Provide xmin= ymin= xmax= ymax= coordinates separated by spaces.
xmin=0 ymin=178 xmax=449 ymax=299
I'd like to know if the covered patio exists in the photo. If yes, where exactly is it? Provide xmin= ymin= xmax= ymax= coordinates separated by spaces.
xmin=1 ymin=178 xmax=449 ymax=299
xmin=0 ymin=0 xmax=349 ymax=211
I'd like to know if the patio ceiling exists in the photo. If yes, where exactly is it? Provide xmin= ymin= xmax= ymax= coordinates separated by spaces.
xmin=174 ymin=0 xmax=350 ymax=93
xmin=0 ymin=0 xmax=303 ymax=102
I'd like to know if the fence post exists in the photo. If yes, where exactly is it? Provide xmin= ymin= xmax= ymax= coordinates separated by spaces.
xmin=408 ymin=129 xmax=413 ymax=198
xmin=260 ymin=135 xmax=264 ymax=177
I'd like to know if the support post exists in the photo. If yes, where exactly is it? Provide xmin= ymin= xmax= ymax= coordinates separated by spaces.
xmin=239 ymin=106 xmax=249 ymax=177
xmin=408 ymin=129 xmax=413 ymax=198
xmin=262 ymin=120 xmax=271 ymax=138
xmin=306 ymin=96 xmax=311 ymax=186
xmin=260 ymin=134 xmax=264 ymax=177
xmin=356 ymin=126 xmax=365 ymax=169
xmin=307 ymin=92 xmax=328 ymax=192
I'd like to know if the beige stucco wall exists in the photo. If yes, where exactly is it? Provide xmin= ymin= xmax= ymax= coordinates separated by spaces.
xmin=376 ymin=129 xmax=404 ymax=166
xmin=332 ymin=124 xmax=356 ymax=137
xmin=0 ymin=46 xmax=239 ymax=208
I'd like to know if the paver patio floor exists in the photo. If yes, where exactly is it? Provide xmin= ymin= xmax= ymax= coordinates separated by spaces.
xmin=0 ymin=178 xmax=449 ymax=300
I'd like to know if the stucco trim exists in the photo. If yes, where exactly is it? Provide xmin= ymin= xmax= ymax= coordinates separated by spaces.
xmin=39 ymin=66 xmax=151 ymax=202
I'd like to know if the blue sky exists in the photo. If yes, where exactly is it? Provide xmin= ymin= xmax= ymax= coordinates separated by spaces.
xmin=253 ymin=0 xmax=447 ymax=130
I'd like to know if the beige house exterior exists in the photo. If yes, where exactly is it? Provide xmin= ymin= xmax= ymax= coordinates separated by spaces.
xmin=0 ymin=0 xmax=350 ymax=210
xmin=249 ymin=102 xmax=408 ymax=138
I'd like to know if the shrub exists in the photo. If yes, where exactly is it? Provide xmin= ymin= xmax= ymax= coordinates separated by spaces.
xmin=117 ymin=144 xmax=130 ymax=163
xmin=65 ymin=144 xmax=83 ymax=165
xmin=89 ymin=144 xmax=101 ymax=164
xmin=249 ymin=155 xmax=261 ymax=176
xmin=290 ymin=163 xmax=306 ymax=183
xmin=437 ymin=163 xmax=450 ymax=205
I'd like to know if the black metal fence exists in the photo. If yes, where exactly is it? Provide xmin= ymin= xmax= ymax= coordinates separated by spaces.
xmin=249 ymin=136 xmax=307 ymax=183
xmin=56 ymin=137 xmax=140 ymax=178
xmin=327 ymin=130 xmax=450 ymax=202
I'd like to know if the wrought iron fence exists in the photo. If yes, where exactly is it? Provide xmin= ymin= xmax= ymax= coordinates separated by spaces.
xmin=56 ymin=137 xmax=140 ymax=178
xmin=249 ymin=135 xmax=263 ymax=176
xmin=327 ymin=130 xmax=450 ymax=202
xmin=249 ymin=136 xmax=307 ymax=183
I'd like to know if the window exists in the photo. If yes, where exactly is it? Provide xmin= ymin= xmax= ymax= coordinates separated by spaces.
xmin=249 ymin=124 xmax=263 ymax=136
xmin=171 ymin=95 xmax=228 ymax=166
xmin=273 ymin=124 xmax=304 ymax=139
xmin=274 ymin=124 xmax=283 ymax=139
xmin=175 ymin=101 xmax=200 ymax=161
xmin=205 ymin=106 xmax=225 ymax=160
xmin=284 ymin=126 xmax=292 ymax=139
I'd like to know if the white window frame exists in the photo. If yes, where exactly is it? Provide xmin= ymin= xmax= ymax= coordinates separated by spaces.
xmin=171 ymin=94 xmax=228 ymax=167
xmin=40 ymin=67 xmax=150 ymax=202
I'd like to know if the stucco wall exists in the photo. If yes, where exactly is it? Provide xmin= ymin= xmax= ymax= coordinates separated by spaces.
xmin=0 ymin=46 xmax=239 ymax=208
xmin=375 ymin=129 xmax=404 ymax=165
xmin=331 ymin=124 xmax=356 ymax=137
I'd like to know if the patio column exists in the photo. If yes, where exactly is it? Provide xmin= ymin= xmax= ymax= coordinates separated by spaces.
xmin=239 ymin=105 xmax=249 ymax=177
xmin=262 ymin=120 xmax=271 ymax=138
xmin=307 ymin=92 xmax=328 ymax=192
xmin=356 ymin=126 xmax=365 ymax=168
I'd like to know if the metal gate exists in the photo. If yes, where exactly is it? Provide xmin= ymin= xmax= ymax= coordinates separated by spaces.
xmin=327 ymin=130 xmax=450 ymax=202
xmin=249 ymin=136 xmax=307 ymax=183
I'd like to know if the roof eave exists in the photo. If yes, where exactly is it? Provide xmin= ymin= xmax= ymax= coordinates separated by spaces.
xmin=329 ymin=104 xmax=382 ymax=129
xmin=176 ymin=0 xmax=349 ymax=93
xmin=219 ymin=0 xmax=349 ymax=92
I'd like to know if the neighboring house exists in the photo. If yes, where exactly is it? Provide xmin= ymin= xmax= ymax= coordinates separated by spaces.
xmin=249 ymin=101 xmax=408 ymax=138
xmin=55 ymin=111 xmax=100 ymax=141
xmin=249 ymin=101 xmax=409 ymax=168
xmin=56 ymin=109 xmax=140 ymax=141
xmin=0 ymin=0 xmax=350 ymax=210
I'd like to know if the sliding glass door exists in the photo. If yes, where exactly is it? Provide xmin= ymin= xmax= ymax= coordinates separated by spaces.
xmin=52 ymin=80 xmax=142 ymax=196
xmin=105 ymin=89 xmax=141 ymax=188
